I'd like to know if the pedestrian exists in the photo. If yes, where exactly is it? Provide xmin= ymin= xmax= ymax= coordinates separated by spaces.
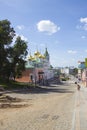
xmin=77 ymin=84 xmax=80 ymax=91
xmin=75 ymin=82 xmax=80 ymax=91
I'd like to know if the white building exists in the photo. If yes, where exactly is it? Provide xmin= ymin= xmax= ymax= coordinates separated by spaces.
xmin=26 ymin=48 xmax=54 ymax=81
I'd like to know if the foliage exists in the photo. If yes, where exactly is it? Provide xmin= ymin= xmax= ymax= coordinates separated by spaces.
xmin=10 ymin=36 xmax=28 ymax=79
xmin=0 ymin=77 xmax=28 ymax=89
xmin=0 ymin=77 xmax=37 ymax=90
xmin=61 ymin=77 xmax=69 ymax=81
xmin=0 ymin=19 xmax=28 ymax=81
xmin=50 ymin=65 xmax=53 ymax=69
xmin=72 ymin=68 xmax=78 ymax=76
xmin=0 ymin=19 xmax=15 ymax=77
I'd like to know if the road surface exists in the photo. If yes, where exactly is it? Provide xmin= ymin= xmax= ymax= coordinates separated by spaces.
xmin=0 ymin=81 xmax=86 ymax=130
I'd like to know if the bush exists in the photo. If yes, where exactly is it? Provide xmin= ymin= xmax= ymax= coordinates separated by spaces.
xmin=61 ymin=78 xmax=66 ymax=81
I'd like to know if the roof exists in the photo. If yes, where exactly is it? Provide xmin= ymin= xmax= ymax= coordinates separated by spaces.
xmin=78 ymin=63 xmax=85 ymax=69
xmin=25 ymin=61 xmax=34 ymax=69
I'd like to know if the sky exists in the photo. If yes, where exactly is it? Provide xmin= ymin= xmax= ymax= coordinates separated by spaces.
xmin=0 ymin=0 xmax=87 ymax=67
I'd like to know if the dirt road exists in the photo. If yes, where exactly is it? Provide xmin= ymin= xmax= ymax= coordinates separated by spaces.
xmin=0 ymin=82 xmax=76 ymax=130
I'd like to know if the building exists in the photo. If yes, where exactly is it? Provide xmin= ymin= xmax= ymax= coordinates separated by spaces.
xmin=77 ymin=61 xmax=87 ymax=86
xmin=60 ymin=67 xmax=74 ymax=75
xmin=78 ymin=61 xmax=85 ymax=80
xmin=16 ymin=48 xmax=54 ymax=83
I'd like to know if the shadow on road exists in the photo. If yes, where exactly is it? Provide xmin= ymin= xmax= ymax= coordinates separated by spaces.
xmin=2 ymin=82 xmax=74 ymax=95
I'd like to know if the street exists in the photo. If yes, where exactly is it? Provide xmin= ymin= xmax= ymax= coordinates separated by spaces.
xmin=0 ymin=81 xmax=85 ymax=130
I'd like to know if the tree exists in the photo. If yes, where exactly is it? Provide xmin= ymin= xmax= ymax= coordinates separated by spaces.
xmin=0 ymin=19 xmax=15 ymax=77
xmin=10 ymin=36 xmax=28 ymax=80
xmin=0 ymin=19 xmax=28 ymax=81
xmin=72 ymin=68 xmax=78 ymax=76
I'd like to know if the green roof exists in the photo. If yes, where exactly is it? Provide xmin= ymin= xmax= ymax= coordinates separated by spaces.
xmin=25 ymin=61 xmax=34 ymax=69
xmin=25 ymin=64 xmax=34 ymax=69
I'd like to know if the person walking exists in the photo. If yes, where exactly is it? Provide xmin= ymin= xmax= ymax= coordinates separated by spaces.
xmin=77 ymin=84 xmax=80 ymax=90
xmin=75 ymin=82 xmax=80 ymax=90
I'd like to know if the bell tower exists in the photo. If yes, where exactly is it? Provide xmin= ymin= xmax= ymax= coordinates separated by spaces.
xmin=44 ymin=48 xmax=50 ymax=61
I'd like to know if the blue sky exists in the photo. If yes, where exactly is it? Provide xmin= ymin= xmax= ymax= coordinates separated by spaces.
xmin=0 ymin=0 xmax=87 ymax=67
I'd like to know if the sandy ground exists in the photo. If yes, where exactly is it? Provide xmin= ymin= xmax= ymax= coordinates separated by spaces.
xmin=0 ymin=82 xmax=76 ymax=130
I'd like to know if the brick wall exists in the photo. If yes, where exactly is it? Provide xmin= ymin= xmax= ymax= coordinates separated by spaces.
xmin=16 ymin=68 xmax=34 ymax=83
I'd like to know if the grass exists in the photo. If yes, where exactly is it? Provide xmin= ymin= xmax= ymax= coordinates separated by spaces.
xmin=0 ymin=78 xmax=37 ymax=90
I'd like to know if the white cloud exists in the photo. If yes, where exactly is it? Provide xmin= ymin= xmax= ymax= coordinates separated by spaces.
xmin=80 ymin=17 xmax=87 ymax=31
xmin=80 ymin=17 xmax=87 ymax=23
xmin=76 ymin=25 xmax=82 ymax=30
xmin=16 ymin=25 xmax=25 ymax=30
xmin=67 ymin=50 xmax=77 ymax=54
xmin=85 ymin=50 xmax=87 ymax=53
xmin=37 ymin=20 xmax=60 ymax=35
xmin=20 ymin=35 xmax=28 ymax=41
xmin=81 ymin=35 xmax=86 ymax=39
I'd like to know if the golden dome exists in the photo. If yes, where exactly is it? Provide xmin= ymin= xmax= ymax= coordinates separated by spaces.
xmin=28 ymin=55 xmax=36 ymax=61
xmin=34 ymin=51 xmax=40 ymax=56
xmin=42 ymin=55 xmax=45 ymax=59
xmin=31 ymin=57 xmax=36 ymax=61
xmin=38 ymin=54 xmax=45 ymax=59
xmin=28 ymin=55 xmax=32 ymax=60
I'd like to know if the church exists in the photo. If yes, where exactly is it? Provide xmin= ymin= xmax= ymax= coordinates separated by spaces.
xmin=16 ymin=48 xmax=54 ymax=83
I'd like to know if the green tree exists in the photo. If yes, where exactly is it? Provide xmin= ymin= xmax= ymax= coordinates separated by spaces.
xmin=0 ymin=19 xmax=28 ymax=81
xmin=10 ymin=36 xmax=28 ymax=80
xmin=72 ymin=68 xmax=78 ymax=76
xmin=0 ymin=19 xmax=15 ymax=77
